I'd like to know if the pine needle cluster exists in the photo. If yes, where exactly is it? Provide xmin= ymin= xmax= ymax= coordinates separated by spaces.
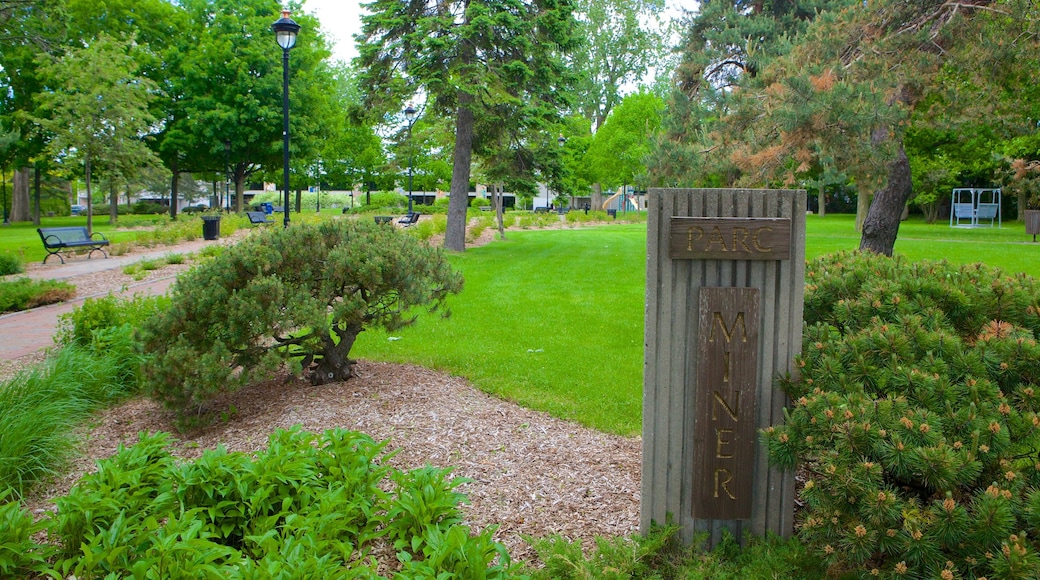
xmin=765 ymin=251 xmax=1040 ymax=578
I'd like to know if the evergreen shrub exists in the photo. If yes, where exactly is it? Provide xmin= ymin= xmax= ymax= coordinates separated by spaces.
xmin=139 ymin=219 xmax=463 ymax=419
xmin=765 ymin=251 xmax=1040 ymax=578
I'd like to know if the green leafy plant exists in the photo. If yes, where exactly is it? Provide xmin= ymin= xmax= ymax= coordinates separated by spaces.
xmin=138 ymin=219 xmax=463 ymax=419
xmin=765 ymin=251 xmax=1040 ymax=578
xmin=36 ymin=427 xmax=515 ymax=578
xmin=0 ymin=253 xmax=23 ymax=276
xmin=0 ymin=490 xmax=56 ymax=576
xmin=56 ymin=293 xmax=169 ymax=348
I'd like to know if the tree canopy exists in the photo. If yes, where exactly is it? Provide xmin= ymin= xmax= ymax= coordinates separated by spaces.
xmin=355 ymin=0 xmax=581 ymax=251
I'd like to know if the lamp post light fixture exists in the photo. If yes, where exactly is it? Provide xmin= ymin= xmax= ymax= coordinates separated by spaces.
xmin=272 ymin=9 xmax=300 ymax=228
xmin=223 ymin=139 xmax=231 ymax=213
xmin=404 ymin=103 xmax=417 ymax=214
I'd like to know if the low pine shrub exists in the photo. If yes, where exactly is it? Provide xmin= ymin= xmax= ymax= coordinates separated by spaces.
xmin=765 ymin=251 xmax=1040 ymax=578
xmin=139 ymin=219 xmax=463 ymax=419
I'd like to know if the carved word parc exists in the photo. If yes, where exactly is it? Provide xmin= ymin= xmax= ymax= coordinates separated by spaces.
xmin=669 ymin=217 xmax=791 ymax=260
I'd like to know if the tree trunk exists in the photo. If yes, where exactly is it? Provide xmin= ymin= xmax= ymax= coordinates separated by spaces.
xmin=109 ymin=180 xmax=118 ymax=224
xmin=855 ymin=188 xmax=870 ymax=231
xmin=311 ymin=322 xmax=363 ymax=385
xmin=85 ymin=157 xmax=93 ymax=235
xmin=592 ymin=183 xmax=603 ymax=210
xmin=817 ymin=183 xmax=826 ymax=218
xmin=859 ymin=142 xmax=913 ymax=256
xmin=11 ymin=167 xmax=30 ymax=222
xmin=235 ymin=169 xmax=244 ymax=213
xmin=169 ymin=158 xmax=179 ymax=220
xmin=494 ymin=183 xmax=506 ymax=240
xmin=445 ymin=91 xmax=475 ymax=252
xmin=33 ymin=165 xmax=41 ymax=226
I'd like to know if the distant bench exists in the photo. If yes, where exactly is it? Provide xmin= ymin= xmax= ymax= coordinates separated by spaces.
xmin=398 ymin=212 xmax=420 ymax=227
xmin=37 ymin=226 xmax=110 ymax=264
xmin=246 ymin=211 xmax=273 ymax=225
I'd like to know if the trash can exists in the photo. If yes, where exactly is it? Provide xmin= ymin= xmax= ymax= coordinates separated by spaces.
xmin=261 ymin=202 xmax=274 ymax=215
xmin=202 ymin=215 xmax=221 ymax=240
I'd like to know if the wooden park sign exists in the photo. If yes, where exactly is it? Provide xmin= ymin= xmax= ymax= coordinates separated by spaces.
xmin=642 ymin=189 xmax=805 ymax=548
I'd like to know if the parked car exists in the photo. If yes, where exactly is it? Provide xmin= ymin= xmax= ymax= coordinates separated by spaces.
xmin=70 ymin=204 xmax=86 ymax=216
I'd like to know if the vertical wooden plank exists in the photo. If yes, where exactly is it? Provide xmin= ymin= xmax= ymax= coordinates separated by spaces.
xmin=669 ymin=191 xmax=691 ymax=531
xmin=641 ymin=190 xmax=661 ymax=531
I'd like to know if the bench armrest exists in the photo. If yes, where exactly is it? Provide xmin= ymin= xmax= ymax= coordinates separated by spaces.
xmin=90 ymin=232 xmax=108 ymax=242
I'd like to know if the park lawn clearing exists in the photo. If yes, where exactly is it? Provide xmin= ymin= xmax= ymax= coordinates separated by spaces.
xmin=355 ymin=217 xmax=1040 ymax=437
xmin=354 ymin=225 xmax=647 ymax=436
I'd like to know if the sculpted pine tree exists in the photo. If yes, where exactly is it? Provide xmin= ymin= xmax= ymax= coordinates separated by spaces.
xmin=355 ymin=0 xmax=580 ymax=251
xmin=139 ymin=220 xmax=463 ymax=417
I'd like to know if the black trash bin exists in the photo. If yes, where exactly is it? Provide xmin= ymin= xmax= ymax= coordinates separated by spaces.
xmin=202 ymin=215 xmax=221 ymax=240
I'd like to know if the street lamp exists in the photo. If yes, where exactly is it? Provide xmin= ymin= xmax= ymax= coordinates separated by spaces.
xmin=404 ymin=103 xmax=417 ymax=214
xmin=272 ymin=9 xmax=300 ymax=229
xmin=223 ymin=140 xmax=230 ymax=213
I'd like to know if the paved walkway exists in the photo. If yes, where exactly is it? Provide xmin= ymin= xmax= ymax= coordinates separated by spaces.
xmin=0 ymin=239 xmax=219 ymax=361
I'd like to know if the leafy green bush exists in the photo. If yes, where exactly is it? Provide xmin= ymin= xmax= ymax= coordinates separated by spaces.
xmin=139 ymin=219 xmax=463 ymax=419
xmin=0 ymin=490 xmax=55 ymax=577
xmin=0 ymin=277 xmax=75 ymax=314
xmin=0 ymin=253 xmax=23 ymax=276
xmin=765 ymin=251 xmax=1040 ymax=578
xmin=56 ymin=293 xmax=169 ymax=348
xmin=34 ymin=427 xmax=515 ymax=578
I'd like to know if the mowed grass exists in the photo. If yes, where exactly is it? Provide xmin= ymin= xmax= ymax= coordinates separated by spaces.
xmin=354 ymin=225 xmax=647 ymax=436
xmin=355 ymin=214 xmax=1040 ymax=436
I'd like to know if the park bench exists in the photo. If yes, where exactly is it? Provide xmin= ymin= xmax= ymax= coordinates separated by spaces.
xmin=534 ymin=207 xmax=549 ymax=214
xmin=975 ymin=203 xmax=999 ymax=226
xmin=374 ymin=216 xmax=393 ymax=224
xmin=398 ymin=212 xmax=420 ymax=227
xmin=246 ymin=211 xmax=273 ymax=225
xmin=37 ymin=226 xmax=110 ymax=264
xmin=478 ymin=205 xmax=493 ymax=212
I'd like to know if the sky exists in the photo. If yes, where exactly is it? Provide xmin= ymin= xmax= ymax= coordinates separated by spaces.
xmin=301 ymin=0 xmax=366 ymax=63
xmin=302 ymin=0 xmax=692 ymax=65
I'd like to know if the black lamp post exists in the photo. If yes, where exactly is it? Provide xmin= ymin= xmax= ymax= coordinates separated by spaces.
xmin=556 ymin=134 xmax=566 ymax=210
xmin=223 ymin=139 xmax=230 ymax=213
xmin=404 ymin=103 xmax=416 ymax=214
xmin=272 ymin=9 xmax=300 ymax=228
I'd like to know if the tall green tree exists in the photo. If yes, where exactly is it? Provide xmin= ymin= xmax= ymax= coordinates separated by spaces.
xmin=159 ymin=0 xmax=332 ymax=214
xmin=36 ymin=34 xmax=161 ymax=234
xmin=571 ymin=0 xmax=671 ymax=131
xmin=355 ymin=0 xmax=581 ymax=251
xmin=583 ymin=90 xmax=664 ymax=192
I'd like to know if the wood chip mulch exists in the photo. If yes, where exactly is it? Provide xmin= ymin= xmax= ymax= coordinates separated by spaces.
xmin=27 ymin=361 xmax=642 ymax=564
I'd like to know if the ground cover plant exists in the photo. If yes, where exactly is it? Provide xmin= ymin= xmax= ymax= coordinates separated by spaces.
xmin=0 ymin=277 xmax=74 ymax=313
xmin=0 ymin=427 xmax=516 ymax=578
xmin=765 ymin=251 xmax=1040 ymax=578
xmin=139 ymin=219 xmax=463 ymax=420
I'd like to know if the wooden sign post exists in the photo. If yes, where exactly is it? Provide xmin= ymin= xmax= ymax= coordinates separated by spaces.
xmin=642 ymin=189 xmax=805 ymax=547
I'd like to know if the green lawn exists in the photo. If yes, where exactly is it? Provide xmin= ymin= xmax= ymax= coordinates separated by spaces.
xmin=354 ymin=214 xmax=1040 ymax=436
xmin=0 ymin=215 xmax=170 ymax=263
